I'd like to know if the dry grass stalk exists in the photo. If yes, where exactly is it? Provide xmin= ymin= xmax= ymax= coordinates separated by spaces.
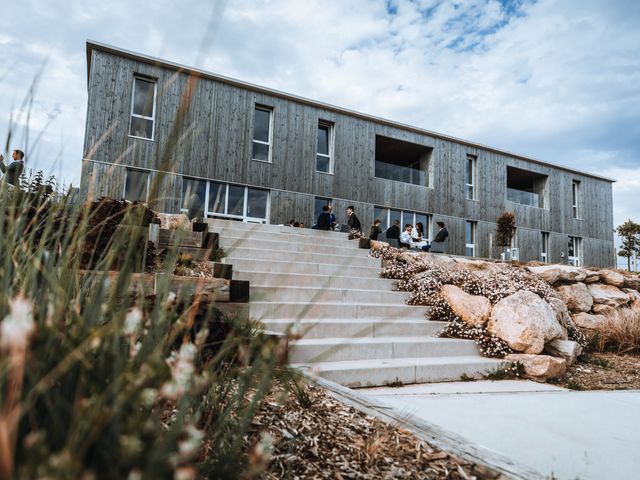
xmin=595 ymin=308 xmax=640 ymax=354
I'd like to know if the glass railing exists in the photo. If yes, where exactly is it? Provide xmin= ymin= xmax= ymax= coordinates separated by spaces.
xmin=507 ymin=188 xmax=540 ymax=207
xmin=375 ymin=161 xmax=427 ymax=186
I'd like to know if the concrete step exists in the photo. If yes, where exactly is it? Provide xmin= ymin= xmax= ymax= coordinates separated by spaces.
xmin=250 ymin=285 xmax=410 ymax=304
xmin=223 ymin=246 xmax=378 ymax=266
xmin=218 ymin=234 xmax=361 ymax=253
xmin=294 ymin=356 xmax=503 ymax=388
xmin=214 ymin=229 xmax=358 ymax=248
xmin=233 ymin=271 xmax=397 ymax=290
xmin=289 ymin=336 xmax=478 ymax=363
xmin=222 ymin=258 xmax=382 ymax=278
xmin=262 ymin=319 xmax=446 ymax=339
xmin=208 ymin=218 xmax=352 ymax=239
xmin=250 ymin=301 xmax=429 ymax=321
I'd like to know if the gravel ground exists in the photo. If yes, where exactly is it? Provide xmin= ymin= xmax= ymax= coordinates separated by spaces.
xmin=549 ymin=353 xmax=640 ymax=390
xmin=246 ymin=383 xmax=507 ymax=480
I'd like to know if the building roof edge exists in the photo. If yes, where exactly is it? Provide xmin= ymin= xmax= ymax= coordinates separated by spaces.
xmin=85 ymin=40 xmax=616 ymax=183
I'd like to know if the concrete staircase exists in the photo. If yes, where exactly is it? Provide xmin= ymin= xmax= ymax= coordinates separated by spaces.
xmin=210 ymin=218 xmax=500 ymax=388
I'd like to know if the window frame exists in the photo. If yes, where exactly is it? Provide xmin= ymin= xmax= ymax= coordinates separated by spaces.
xmin=541 ymin=231 xmax=549 ymax=263
xmin=123 ymin=168 xmax=150 ymax=203
xmin=315 ymin=120 xmax=334 ymax=174
xmin=572 ymin=180 xmax=580 ymax=219
xmin=128 ymin=76 xmax=157 ymax=141
xmin=251 ymin=105 xmax=274 ymax=163
xmin=465 ymin=154 xmax=477 ymax=200
xmin=180 ymin=177 xmax=270 ymax=224
xmin=465 ymin=220 xmax=476 ymax=257
xmin=568 ymin=235 xmax=582 ymax=266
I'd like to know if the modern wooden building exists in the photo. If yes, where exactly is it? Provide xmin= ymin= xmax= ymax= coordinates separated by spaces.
xmin=81 ymin=41 xmax=615 ymax=267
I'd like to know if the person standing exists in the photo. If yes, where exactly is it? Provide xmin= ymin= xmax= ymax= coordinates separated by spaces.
xmin=346 ymin=206 xmax=361 ymax=233
xmin=0 ymin=149 xmax=25 ymax=187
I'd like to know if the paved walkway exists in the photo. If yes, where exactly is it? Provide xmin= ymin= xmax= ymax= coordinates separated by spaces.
xmin=359 ymin=381 xmax=640 ymax=479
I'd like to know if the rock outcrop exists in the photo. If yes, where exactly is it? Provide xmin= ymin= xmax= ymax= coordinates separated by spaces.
xmin=555 ymin=283 xmax=593 ymax=313
xmin=505 ymin=354 xmax=567 ymax=381
xmin=571 ymin=312 xmax=606 ymax=330
xmin=527 ymin=265 xmax=587 ymax=284
xmin=440 ymin=285 xmax=491 ymax=327
xmin=587 ymin=284 xmax=630 ymax=308
xmin=487 ymin=291 xmax=564 ymax=354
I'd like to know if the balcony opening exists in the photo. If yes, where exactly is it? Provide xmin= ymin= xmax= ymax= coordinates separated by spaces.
xmin=506 ymin=166 xmax=547 ymax=208
xmin=375 ymin=135 xmax=432 ymax=187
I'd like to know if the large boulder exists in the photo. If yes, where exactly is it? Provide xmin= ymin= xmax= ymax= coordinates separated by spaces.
xmin=598 ymin=269 xmax=625 ymax=287
xmin=487 ymin=291 xmax=564 ymax=354
xmin=546 ymin=297 xmax=570 ymax=338
xmin=572 ymin=312 xmax=606 ymax=330
xmin=440 ymin=285 xmax=491 ymax=327
xmin=624 ymin=288 xmax=640 ymax=311
xmin=587 ymin=284 xmax=630 ymax=308
xmin=592 ymin=304 xmax=614 ymax=315
xmin=623 ymin=275 xmax=640 ymax=290
xmin=584 ymin=270 xmax=601 ymax=283
xmin=452 ymin=258 xmax=507 ymax=277
xmin=554 ymin=283 xmax=593 ymax=312
xmin=505 ymin=354 xmax=567 ymax=381
xmin=544 ymin=339 xmax=582 ymax=365
xmin=527 ymin=265 xmax=587 ymax=284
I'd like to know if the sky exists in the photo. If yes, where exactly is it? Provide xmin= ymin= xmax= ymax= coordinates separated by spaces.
xmin=1 ymin=0 xmax=639 ymax=265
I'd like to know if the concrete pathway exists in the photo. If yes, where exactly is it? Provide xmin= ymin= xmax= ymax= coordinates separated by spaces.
xmin=359 ymin=382 xmax=640 ymax=479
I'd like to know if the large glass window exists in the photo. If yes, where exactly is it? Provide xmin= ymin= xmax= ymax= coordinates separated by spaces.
xmin=252 ymin=106 xmax=273 ymax=162
xmin=506 ymin=166 xmax=547 ymax=208
xmin=124 ymin=169 xmax=149 ymax=202
xmin=465 ymin=221 xmax=476 ymax=257
xmin=375 ymin=135 xmax=431 ymax=186
xmin=129 ymin=77 xmax=156 ymax=139
xmin=465 ymin=154 xmax=477 ymax=200
xmin=181 ymin=179 xmax=269 ymax=223
xmin=375 ymin=207 xmax=431 ymax=240
xmin=316 ymin=122 xmax=333 ymax=173
xmin=568 ymin=236 xmax=582 ymax=266
xmin=181 ymin=178 xmax=207 ymax=218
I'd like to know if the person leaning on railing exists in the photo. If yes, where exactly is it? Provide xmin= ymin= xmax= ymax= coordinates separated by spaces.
xmin=0 ymin=149 xmax=25 ymax=187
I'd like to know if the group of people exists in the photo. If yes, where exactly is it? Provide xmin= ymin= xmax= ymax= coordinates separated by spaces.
xmin=313 ymin=204 xmax=361 ymax=232
xmin=287 ymin=219 xmax=306 ymax=228
xmin=370 ymin=218 xmax=449 ymax=252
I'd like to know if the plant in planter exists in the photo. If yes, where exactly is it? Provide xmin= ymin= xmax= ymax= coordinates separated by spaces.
xmin=495 ymin=211 xmax=516 ymax=261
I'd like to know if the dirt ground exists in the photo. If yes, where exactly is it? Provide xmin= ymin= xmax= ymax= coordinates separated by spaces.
xmin=550 ymin=352 xmax=640 ymax=390
xmin=248 ymin=383 xmax=507 ymax=480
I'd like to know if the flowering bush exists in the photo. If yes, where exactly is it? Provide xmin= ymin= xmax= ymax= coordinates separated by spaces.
xmin=0 ymin=183 xmax=287 ymax=479
xmin=439 ymin=317 xmax=514 ymax=358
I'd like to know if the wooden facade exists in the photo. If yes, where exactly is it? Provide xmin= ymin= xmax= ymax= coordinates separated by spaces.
xmin=81 ymin=41 xmax=615 ymax=267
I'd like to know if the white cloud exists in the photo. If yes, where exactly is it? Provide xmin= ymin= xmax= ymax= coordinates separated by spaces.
xmin=0 ymin=0 xmax=638 ymax=231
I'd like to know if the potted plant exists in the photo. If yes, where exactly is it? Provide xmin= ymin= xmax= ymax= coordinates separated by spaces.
xmin=495 ymin=211 xmax=516 ymax=261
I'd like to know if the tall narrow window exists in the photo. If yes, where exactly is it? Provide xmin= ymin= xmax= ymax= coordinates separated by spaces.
xmin=252 ymin=105 xmax=273 ymax=162
xmin=465 ymin=154 xmax=477 ymax=200
xmin=129 ymin=77 xmax=156 ymax=139
xmin=541 ymin=232 xmax=549 ymax=263
xmin=572 ymin=181 xmax=580 ymax=219
xmin=568 ymin=236 xmax=582 ymax=266
xmin=465 ymin=221 xmax=476 ymax=257
xmin=124 ymin=168 xmax=149 ymax=202
xmin=316 ymin=121 xmax=333 ymax=173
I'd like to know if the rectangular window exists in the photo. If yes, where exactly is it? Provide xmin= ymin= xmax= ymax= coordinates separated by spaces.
xmin=124 ymin=169 xmax=149 ymax=202
xmin=465 ymin=221 xmax=476 ymax=257
xmin=129 ymin=77 xmax=156 ymax=140
xmin=181 ymin=179 xmax=269 ymax=223
xmin=375 ymin=135 xmax=431 ymax=186
xmin=568 ymin=236 xmax=582 ymax=266
xmin=181 ymin=178 xmax=207 ymax=218
xmin=252 ymin=105 xmax=273 ymax=162
xmin=541 ymin=232 xmax=549 ymax=263
xmin=374 ymin=207 xmax=432 ymax=240
xmin=465 ymin=154 xmax=477 ymax=200
xmin=316 ymin=121 xmax=333 ymax=173
xmin=572 ymin=181 xmax=580 ymax=219
xmin=506 ymin=166 xmax=547 ymax=208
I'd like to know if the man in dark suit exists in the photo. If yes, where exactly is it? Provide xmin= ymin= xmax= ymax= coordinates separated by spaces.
xmin=346 ymin=205 xmax=361 ymax=232
xmin=385 ymin=219 xmax=401 ymax=241
xmin=427 ymin=221 xmax=449 ymax=252
xmin=315 ymin=204 xmax=332 ymax=230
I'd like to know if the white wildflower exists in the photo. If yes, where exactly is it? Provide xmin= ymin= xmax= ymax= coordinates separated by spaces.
xmin=124 ymin=308 xmax=143 ymax=337
xmin=0 ymin=296 xmax=35 ymax=350
xmin=178 ymin=424 xmax=204 ymax=461
xmin=160 ymin=343 xmax=197 ymax=400
xmin=174 ymin=466 xmax=196 ymax=480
